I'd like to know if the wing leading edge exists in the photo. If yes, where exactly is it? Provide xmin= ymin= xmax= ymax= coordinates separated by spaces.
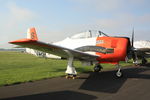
xmin=9 ymin=39 xmax=99 ymax=61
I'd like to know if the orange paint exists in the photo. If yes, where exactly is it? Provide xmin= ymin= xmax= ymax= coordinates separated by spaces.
xmin=96 ymin=37 xmax=129 ymax=64
xmin=28 ymin=27 xmax=38 ymax=40
xmin=9 ymin=39 xmax=36 ymax=44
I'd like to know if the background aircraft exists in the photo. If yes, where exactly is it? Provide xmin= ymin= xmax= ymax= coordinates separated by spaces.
xmin=9 ymin=28 xmax=150 ymax=79
xmin=127 ymin=30 xmax=150 ymax=65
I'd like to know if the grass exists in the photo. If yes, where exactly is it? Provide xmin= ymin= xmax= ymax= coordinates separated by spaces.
xmin=0 ymin=51 xmax=132 ymax=86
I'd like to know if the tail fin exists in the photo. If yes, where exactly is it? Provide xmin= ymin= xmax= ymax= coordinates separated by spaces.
xmin=27 ymin=27 xmax=38 ymax=40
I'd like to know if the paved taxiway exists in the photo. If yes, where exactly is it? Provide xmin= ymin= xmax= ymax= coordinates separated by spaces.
xmin=0 ymin=65 xmax=150 ymax=100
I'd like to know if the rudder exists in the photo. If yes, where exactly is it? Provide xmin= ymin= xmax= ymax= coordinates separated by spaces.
xmin=27 ymin=27 xmax=38 ymax=40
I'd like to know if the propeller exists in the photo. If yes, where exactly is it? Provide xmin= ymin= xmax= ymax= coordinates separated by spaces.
xmin=130 ymin=28 xmax=138 ymax=65
xmin=131 ymin=28 xmax=134 ymax=47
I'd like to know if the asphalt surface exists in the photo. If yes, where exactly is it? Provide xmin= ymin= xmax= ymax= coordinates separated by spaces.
xmin=0 ymin=64 xmax=150 ymax=100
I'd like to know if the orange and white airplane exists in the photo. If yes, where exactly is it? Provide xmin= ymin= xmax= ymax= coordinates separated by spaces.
xmin=9 ymin=27 xmax=150 ymax=78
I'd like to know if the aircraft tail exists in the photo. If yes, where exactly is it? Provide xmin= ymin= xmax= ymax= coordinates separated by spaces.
xmin=27 ymin=27 xmax=38 ymax=40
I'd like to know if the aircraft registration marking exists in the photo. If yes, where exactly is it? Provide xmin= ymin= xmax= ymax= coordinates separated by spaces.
xmin=96 ymin=40 xmax=104 ymax=44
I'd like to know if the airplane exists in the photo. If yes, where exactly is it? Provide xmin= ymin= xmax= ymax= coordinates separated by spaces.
xmin=133 ymin=40 xmax=150 ymax=64
xmin=127 ymin=30 xmax=150 ymax=65
xmin=9 ymin=27 xmax=150 ymax=79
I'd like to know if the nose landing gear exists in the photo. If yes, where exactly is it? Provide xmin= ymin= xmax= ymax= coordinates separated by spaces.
xmin=93 ymin=64 xmax=123 ymax=78
xmin=116 ymin=64 xmax=123 ymax=78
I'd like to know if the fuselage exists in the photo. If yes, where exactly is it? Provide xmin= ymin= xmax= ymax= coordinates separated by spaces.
xmin=54 ymin=37 xmax=96 ymax=50
xmin=54 ymin=32 xmax=130 ymax=64
xmin=96 ymin=36 xmax=130 ymax=64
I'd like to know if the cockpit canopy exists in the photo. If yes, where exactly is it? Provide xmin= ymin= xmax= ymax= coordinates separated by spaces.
xmin=70 ymin=30 xmax=108 ymax=39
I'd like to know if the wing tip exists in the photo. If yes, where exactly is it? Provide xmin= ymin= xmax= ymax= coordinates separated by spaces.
xmin=9 ymin=39 xmax=37 ymax=44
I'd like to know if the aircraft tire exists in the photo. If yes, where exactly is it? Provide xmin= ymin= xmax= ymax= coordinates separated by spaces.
xmin=116 ymin=71 xmax=123 ymax=78
xmin=142 ymin=58 xmax=147 ymax=65
xmin=94 ymin=64 xmax=102 ymax=72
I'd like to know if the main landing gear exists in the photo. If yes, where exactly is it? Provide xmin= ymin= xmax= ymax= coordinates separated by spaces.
xmin=93 ymin=64 xmax=123 ymax=78
xmin=94 ymin=64 xmax=123 ymax=78
xmin=133 ymin=57 xmax=147 ymax=66
xmin=65 ymin=53 xmax=78 ymax=79
xmin=142 ymin=57 xmax=147 ymax=65
xmin=93 ymin=64 xmax=103 ymax=72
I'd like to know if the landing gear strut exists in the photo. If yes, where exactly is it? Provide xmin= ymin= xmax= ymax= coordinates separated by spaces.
xmin=132 ymin=51 xmax=139 ymax=66
xmin=116 ymin=64 xmax=123 ymax=78
xmin=65 ymin=51 xmax=78 ymax=79
xmin=94 ymin=64 xmax=103 ymax=72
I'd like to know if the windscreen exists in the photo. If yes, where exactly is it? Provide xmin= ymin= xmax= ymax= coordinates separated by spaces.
xmin=71 ymin=30 xmax=108 ymax=39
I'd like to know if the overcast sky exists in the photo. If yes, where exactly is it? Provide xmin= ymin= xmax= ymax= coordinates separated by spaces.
xmin=1 ymin=0 xmax=150 ymax=48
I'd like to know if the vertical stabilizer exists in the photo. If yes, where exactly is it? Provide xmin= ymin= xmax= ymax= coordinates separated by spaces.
xmin=27 ymin=27 xmax=38 ymax=40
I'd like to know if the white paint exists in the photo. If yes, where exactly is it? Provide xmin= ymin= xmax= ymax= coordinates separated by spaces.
xmin=54 ymin=30 xmax=106 ymax=50
xmin=26 ymin=30 xmax=102 ymax=59
xmin=134 ymin=40 xmax=150 ymax=48
xmin=46 ymin=53 xmax=61 ymax=59
xmin=65 ymin=56 xmax=77 ymax=75
xmin=65 ymin=50 xmax=77 ymax=75
xmin=26 ymin=28 xmax=61 ymax=59
xmin=26 ymin=48 xmax=38 ymax=56
xmin=27 ymin=28 xmax=31 ymax=39
xmin=54 ymin=37 xmax=97 ymax=49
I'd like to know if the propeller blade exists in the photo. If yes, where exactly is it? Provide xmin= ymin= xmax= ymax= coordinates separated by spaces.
xmin=131 ymin=28 xmax=134 ymax=47
xmin=130 ymin=28 xmax=139 ymax=65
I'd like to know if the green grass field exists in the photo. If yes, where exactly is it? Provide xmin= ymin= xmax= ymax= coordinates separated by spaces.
xmin=0 ymin=51 xmax=132 ymax=86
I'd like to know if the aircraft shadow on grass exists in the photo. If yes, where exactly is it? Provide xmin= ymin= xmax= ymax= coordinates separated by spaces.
xmin=79 ymin=64 xmax=150 ymax=93
xmin=1 ymin=91 xmax=97 ymax=100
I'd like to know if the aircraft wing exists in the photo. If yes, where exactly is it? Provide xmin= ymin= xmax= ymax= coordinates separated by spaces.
xmin=9 ymin=39 xmax=99 ymax=61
